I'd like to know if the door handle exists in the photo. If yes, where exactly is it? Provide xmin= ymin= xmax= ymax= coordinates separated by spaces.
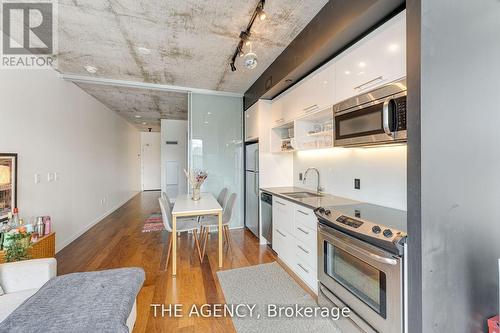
xmin=297 ymin=263 xmax=310 ymax=274
xmin=297 ymin=244 xmax=310 ymax=254
xmin=383 ymin=97 xmax=394 ymax=137
xmin=297 ymin=227 xmax=310 ymax=235
xmin=276 ymin=229 xmax=286 ymax=237
xmin=354 ymin=76 xmax=384 ymax=91
xmin=318 ymin=224 xmax=399 ymax=266
xmin=303 ymin=104 xmax=318 ymax=113
xmin=254 ymin=172 xmax=258 ymax=195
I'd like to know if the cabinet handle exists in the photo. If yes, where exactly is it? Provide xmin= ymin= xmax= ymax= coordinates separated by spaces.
xmin=303 ymin=104 xmax=318 ymax=113
xmin=276 ymin=229 xmax=286 ymax=237
xmin=354 ymin=76 xmax=384 ymax=91
xmin=297 ymin=263 xmax=310 ymax=274
xmin=297 ymin=210 xmax=309 ymax=216
xmin=297 ymin=227 xmax=310 ymax=235
xmin=275 ymin=200 xmax=285 ymax=206
xmin=297 ymin=244 xmax=310 ymax=254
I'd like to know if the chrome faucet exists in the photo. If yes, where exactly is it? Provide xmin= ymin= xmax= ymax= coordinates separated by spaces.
xmin=303 ymin=167 xmax=323 ymax=193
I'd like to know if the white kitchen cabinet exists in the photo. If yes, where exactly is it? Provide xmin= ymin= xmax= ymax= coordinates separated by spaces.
xmin=294 ymin=61 xmax=336 ymax=118
xmin=273 ymin=197 xmax=294 ymax=234
xmin=272 ymin=197 xmax=318 ymax=293
xmin=273 ymin=61 xmax=336 ymax=125
xmin=244 ymin=103 xmax=259 ymax=142
xmin=270 ymin=97 xmax=285 ymax=127
xmin=335 ymin=10 xmax=406 ymax=103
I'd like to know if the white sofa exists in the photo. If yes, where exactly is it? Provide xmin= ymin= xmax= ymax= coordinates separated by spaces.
xmin=0 ymin=258 xmax=137 ymax=332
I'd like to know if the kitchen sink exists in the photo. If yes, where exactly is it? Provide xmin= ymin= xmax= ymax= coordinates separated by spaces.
xmin=283 ymin=191 xmax=323 ymax=199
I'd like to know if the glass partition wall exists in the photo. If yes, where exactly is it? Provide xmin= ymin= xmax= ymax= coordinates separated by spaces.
xmin=188 ymin=93 xmax=244 ymax=228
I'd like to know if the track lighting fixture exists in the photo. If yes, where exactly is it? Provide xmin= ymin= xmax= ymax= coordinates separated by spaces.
xmin=229 ymin=0 xmax=266 ymax=72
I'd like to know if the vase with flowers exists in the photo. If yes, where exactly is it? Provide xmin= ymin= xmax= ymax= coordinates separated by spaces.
xmin=184 ymin=169 xmax=208 ymax=201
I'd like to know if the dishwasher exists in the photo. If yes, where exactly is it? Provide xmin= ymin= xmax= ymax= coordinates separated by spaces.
xmin=260 ymin=192 xmax=273 ymax=248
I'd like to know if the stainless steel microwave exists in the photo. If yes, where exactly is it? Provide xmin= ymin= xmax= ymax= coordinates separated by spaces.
xmin=334 ymin=78 xmax=407 ymax=147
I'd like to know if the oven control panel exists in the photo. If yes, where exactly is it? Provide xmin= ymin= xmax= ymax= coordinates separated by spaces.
xmin=336 ymin=215 xmax=363 ymax=229
xmin=314 ymin=206 xmax=407 ymax=255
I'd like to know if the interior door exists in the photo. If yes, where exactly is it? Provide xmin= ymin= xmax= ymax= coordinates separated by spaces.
xmin=142 ymin=140 xmax=161 ymax=191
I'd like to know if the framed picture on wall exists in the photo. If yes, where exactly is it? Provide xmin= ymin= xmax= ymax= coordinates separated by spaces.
xmin=0 ymin=153 xmax=17 ymax=222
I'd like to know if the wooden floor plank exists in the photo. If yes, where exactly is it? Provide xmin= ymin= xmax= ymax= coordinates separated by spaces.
xmin=56 ymin=191 xmax=278 ymax=333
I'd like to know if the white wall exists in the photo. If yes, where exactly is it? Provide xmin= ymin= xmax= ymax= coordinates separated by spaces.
xmin=140 ymin=132 xmax=161 ymax=191
xmin=0 ymin=69 xmax=141 ymax=251
xmin=293 ymin=145 xmax=407 ymax=210
xmin=160 ymin=119 xmax=187 ymax=200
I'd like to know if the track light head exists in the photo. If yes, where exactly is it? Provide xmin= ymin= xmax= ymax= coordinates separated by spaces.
xmin=258 ymin=9 xmax=266 ymax=21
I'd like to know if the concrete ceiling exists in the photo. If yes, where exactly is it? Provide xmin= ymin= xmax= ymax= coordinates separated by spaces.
xmin=76 ymin=83 xmax=188 ymax=131
xmin=56 ymin=0 xmax=328 ymax=130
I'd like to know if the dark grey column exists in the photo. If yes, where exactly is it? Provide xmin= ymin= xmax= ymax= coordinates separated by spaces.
xmin=408 ymin=1 xmax=500 ymax=331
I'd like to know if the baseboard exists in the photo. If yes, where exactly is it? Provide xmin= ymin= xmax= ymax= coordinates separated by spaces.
xmin=55 ymin=191 xmax=141 ymax=253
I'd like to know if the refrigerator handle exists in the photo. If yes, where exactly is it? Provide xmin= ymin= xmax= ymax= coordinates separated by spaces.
xmin=255 ymin=148 xmax=259 ymax=172
xmin=254 ymin=172 xmax=258 ymax=195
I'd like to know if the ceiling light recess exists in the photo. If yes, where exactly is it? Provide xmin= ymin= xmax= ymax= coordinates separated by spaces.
xmin=137 ymin=47 xmax=151 ymax=55
xmin=84 ymin=65 xmax=97 ymax=74
xmin=229 ymin=0 xmax=266 ymax=72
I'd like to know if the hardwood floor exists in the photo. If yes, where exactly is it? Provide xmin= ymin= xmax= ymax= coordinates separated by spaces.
xmin=56 ymin=191 xmax=278 ymax=333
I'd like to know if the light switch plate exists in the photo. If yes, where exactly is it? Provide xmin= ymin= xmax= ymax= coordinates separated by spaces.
xmin=34 ymin=174 xmax=40 ymax=184
xmin=47 ymin=172 xmax=55 ymax=182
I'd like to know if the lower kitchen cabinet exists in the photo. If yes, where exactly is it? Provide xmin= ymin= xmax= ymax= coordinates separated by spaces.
xmin=272 ymin=197 xmax=318 ymax=293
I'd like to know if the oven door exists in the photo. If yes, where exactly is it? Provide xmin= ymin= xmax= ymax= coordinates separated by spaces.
xmin=318 ymin=224 xmax=403 ymax=333
xmin=334 ymin=93 xmax=406 ymax=147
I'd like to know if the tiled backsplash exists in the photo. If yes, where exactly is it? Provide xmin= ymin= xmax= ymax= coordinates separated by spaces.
xmin=293 ymin=145 xmax=407 ymax=210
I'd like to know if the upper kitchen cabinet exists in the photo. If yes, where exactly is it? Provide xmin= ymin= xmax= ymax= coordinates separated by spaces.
xmin=244 ymin=103 xmax=259 ymax=142
xmin=335 ymin=10 xmax=406 ymax=103
xmin=271 ymin=60 xmax=336 ymax=125
xmin=270 ymin=96 xmax=285 ymax=127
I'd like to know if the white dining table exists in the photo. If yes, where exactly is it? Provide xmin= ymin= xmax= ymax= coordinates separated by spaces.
xmin=171 ymin=192 xmax=223 ymax=276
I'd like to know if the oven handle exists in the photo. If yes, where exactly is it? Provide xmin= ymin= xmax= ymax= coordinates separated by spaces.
xmin=319 ymin=224 xmax=398 ymax=266
xmin=382 ymin=97 xmax=394 ymax=137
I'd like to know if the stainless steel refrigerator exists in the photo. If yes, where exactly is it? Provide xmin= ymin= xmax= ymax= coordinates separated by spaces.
xmin=245 ymin=143 xmax=259 ymax=238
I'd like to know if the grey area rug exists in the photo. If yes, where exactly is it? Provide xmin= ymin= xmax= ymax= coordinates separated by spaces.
xmin=217 ymin=262 xmax=341 ymax=333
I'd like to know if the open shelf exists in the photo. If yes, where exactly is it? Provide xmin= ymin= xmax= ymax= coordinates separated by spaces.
xmin=294 ymin=107 xmax=334 ymax=151
xmin=271 ymin=122 xmax=295 ymax=153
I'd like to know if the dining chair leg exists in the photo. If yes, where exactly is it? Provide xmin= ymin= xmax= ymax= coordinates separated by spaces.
xmin=224 ymin=225 xmax=232 ymax=250
xmin=202 ymin=227 xmax=209 ymax=259
xmin=164 ymin=233 xmax=173 ymax=271
xmin=192 ymin=229 xmax=203 ymax=263
xmin=198 ymin=226 xmax=205 ymax=243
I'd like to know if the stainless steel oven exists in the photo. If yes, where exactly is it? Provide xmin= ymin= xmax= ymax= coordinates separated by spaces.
xmin=334 ymin=78 xmax=407 ymax=147
xmin=318 ymin=223 xmax=404 ymax=333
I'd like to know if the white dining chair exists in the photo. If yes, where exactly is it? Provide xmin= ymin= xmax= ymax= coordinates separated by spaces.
xmin=216 ymin=187 xmax=229 ymax=207
xmin=161 ymin=191 xmax=173 ymax=212
xmin=197 ymin=187 xmax=228 ymax=225
xmin=158 ymin=197 xmax=203 ymax=270
xmin=199 ymin=193 xmax=237 ymax=259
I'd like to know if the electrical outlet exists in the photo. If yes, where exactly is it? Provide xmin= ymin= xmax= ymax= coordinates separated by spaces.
xmin=299 ymin=173 xmax=303 ymax=181
xmin=54 ymin=172 xmax=60 ymax=181
xmin=47 ymin=172 xmax=55 ymax=182
xmin=354 ymin=178 xmax=361 ymax=190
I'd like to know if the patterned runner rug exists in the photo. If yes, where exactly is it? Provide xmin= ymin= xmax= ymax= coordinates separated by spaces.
xmin=142 ymin=213 xmax=165 ymax=232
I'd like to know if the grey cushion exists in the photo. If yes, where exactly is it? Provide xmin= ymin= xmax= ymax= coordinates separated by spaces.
xmin=0 ymin=267 xmax=145 ymax=333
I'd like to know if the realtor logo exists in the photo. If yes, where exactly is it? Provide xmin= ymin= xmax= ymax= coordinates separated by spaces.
xmin=1 ymin=1 xmax=57 ymax=68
